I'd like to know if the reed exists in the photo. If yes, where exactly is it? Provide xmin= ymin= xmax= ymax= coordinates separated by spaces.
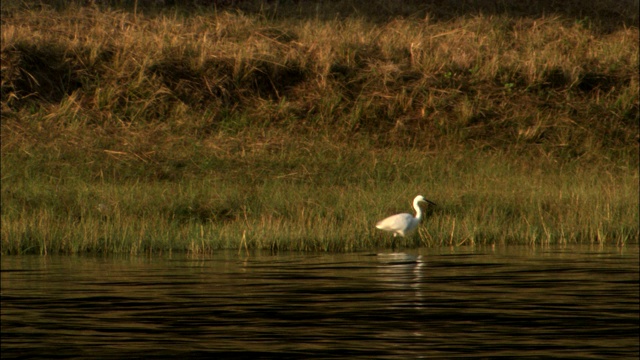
xmin=1 ymin=1 xmax=638 ymax=254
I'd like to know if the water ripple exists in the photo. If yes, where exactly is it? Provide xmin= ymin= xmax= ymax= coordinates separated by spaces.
xmin=2 ymin=245 xmax=638 ymax=359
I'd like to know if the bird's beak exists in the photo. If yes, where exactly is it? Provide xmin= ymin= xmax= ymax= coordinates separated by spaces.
xmin=423 ymin=199 xmax=436 ymax=206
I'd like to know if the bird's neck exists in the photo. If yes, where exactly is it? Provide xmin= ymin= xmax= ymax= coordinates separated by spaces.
xmin=413 ymin=201 xmax=423 ymax=220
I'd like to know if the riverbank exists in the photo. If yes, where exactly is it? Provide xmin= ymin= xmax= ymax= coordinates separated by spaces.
xmin=1 ymin=1 xmax=638 ymax=254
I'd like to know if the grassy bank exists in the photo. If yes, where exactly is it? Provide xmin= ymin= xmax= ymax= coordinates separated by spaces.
xmin=1 ymin=1 xmax=638 ymax=254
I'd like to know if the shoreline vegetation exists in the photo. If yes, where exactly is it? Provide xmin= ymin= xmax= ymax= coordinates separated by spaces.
xmin=1 ymin=1 xmax=638 ymax=254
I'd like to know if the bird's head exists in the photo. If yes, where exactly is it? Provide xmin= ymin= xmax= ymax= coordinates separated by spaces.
xmin=415 ymin=195 xmax=436 ymax=206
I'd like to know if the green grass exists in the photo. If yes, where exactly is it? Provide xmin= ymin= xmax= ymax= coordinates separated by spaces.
xmin=1 ymin=1 xmax=638 ymax=254
xmin=2 ymin=138 xmax=636 ymax=254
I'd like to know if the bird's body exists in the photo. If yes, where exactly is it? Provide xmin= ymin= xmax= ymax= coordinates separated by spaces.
xmin=376 ymin=213 xmax=419 ymax=237
xmin=376 ymin=195 xmax=435 ymax=237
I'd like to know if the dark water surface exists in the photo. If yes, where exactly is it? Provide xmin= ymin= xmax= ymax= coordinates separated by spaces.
xmin=2 ymin=245 xmax=639 ymax=359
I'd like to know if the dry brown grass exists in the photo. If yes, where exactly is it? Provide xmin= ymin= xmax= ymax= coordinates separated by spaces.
xmin=1 ymin=1 xmax=638 ymax=254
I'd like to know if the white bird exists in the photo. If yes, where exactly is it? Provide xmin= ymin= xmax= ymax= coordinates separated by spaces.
xmin=376 ymin=195 xmax=436 ymax=237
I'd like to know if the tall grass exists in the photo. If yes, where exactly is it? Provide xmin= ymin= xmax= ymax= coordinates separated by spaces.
xmin=1 ymin=1 xmax=638 ymax=254
xmin=2 ymin=138 xmax=636 ymax=254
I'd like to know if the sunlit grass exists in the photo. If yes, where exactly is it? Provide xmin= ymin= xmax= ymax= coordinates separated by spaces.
xmin=2 ymin=139 xmax=637 ymax=254
xmin=1 ymin=2 xmax=638 ymax=254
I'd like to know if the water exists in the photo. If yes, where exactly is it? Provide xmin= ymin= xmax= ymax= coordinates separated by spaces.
xmin=2 ymin=245 xmax=638 ymax=359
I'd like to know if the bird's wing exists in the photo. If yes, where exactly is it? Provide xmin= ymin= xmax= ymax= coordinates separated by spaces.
xmin=376 ymin=213 xmax=414 ymax=231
